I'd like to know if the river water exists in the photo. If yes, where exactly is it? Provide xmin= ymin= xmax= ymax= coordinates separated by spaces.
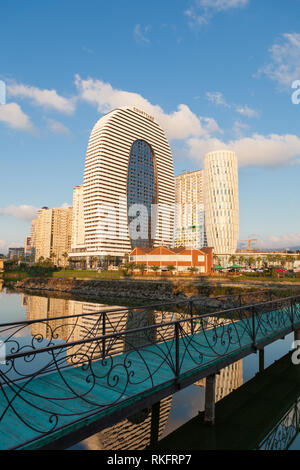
xmin=0 ymin=287 xmax=299 ymax=450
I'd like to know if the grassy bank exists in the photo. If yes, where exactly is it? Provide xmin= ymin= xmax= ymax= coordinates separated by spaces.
xmin=53 ymin=270 xmax=125 ymax=279
xmin=3 ymin=271 xmax=30 ymax=281
xmin=3 ymin=268 xmax=300 ymax=285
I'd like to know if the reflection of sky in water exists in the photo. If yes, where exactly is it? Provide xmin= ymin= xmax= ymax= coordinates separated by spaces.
xmin=161 ymin=385 xmax=205 ymax=438
xmin=0 ymin=291 xmax=27 ymax=323
xmin=0 ymin=289 xmax=299 ymax=450
xmin=0 ymin=291 xmax=66 ymax=382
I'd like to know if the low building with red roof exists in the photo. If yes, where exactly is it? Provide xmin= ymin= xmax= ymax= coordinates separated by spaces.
xmin=129 ymin=246 xmax=213 ymax=274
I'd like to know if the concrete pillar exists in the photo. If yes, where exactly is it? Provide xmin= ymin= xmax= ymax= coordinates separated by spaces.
xmin=150 ymin=401 xmax=161 ymax=448
xmin=295 ymin=329 xmax=300 ymax=342
xmin=204 ymin=374 xmax=216 ymax=425
xmin=259 ymin=349 xmax=264 ymax=373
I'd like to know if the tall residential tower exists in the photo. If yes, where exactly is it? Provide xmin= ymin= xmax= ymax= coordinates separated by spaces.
xmin=31 ymin=207 xmax=73 ymax=264
xmin=175 ymin=170 xmax=207 ymax=249
xmin=82 ymin=106 xmax=175 ymax=262
xmin=204 ymin=150 xmax=239 ymax=255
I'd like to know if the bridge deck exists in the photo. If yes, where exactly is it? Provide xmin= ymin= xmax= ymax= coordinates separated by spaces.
xmin=0 ymin=306 xmax=298 ymax=450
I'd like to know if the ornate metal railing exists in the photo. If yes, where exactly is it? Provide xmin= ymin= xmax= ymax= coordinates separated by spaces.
xmin=257 ymin=397 xmax=300 ymax=450
xmin=0 ymin=294 xmax=299 ymax=448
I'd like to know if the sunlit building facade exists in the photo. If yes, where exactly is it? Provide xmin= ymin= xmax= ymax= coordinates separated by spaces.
xmin=204 ymin=150 xmax=239 ymax=255
xmin=31 ymin=207 xmax=73 ymax=264
xmin=82 ymin=106 xmax=175 ymax=261
xmin=175 ymin=170 xmax=207 ymax=249
xmin=70 ymin=185 xmax=86 ymax=258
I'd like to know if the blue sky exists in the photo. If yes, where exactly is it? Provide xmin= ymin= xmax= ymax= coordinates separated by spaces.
xmin=1 ymin=0 xmax=300 ymax=252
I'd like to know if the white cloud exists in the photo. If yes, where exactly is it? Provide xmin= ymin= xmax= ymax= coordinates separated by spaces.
xmin=259 ymin=33 xmax=300 ymax=88
xmin=186 ymin=133 xmax=300 ymax=167
xmin=74 ymin=75 xmax=222 ymax=140
xmin=0 ymin=240 xmax=24 ymax=255
xmin=7 ymin=82 xmax=76 ymax=114
xmin=0 ymin=205 xmax=38 ymax=221
xmin=44 ymin=118 xmax=71 ymax=135
xmin=134 ymin=24 xmax=151 ymax=44
xmin=185 ymin=0 xmax=249 ymax=28
xmin=75 ymin=75 xmax=300 ymax=168
xmin=233 ymin=120 xmax=250 ymax=136
xmin=206 ymin=91 xmax=230 ymax=107
xmin=258 ymin=234 xmax=300 ymax=250
xmin=206 ymin=91 xmax=259 ymax=118
xmin=0 ymin=103 xmax=34 ymax=132
xmin=236 ymin=105 xmax=259 ymax=118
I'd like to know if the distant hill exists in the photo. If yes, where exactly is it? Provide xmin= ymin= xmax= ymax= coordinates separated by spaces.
xmin=257 ymin=246 xmax=300 ymax=253
xmin=237 ymin=245 xmax=300 ymax=253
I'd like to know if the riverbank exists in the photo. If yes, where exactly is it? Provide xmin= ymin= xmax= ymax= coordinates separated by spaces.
xmin=13 ymin=276 xmax=300 ymax=303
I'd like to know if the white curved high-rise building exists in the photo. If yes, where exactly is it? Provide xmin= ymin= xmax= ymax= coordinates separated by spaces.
xmin=204 ymin=150 xmax=239 ymax=255
xmin=83 ymin=106 xmax=175 ymax=260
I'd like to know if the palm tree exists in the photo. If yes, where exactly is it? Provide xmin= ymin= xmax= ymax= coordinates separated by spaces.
xmin=62 ymin=252 xmax=69 ymax=269
xmin=106 ymin=254 xmax=111 ymax=270
xmin=150 ymin=265 xmax=159 ymax=276
xmin=238 ymin=256 xmax=246 ymax=267
xmin=286 ymin=255 xmax=295 ymax=270
xmin=229 ymin=255 xmax=237 ymax=266
xmin=188 ymin=266 xmax=198 ymax=276
xmin=139 ymin=264 xmax=147 ymax=276
xmin=266 ymin=254 xmax=273 ymax=267
xmin=167 ymin=265 xmax=176 ymax=276
xmin=128 ymin=262 xmax=136 ymax=275
xmin=213 ymin=254 xmax=220 ymax=266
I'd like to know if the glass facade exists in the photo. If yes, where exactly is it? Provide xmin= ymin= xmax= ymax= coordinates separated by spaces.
xmin=127 ymin=140 xmax=156 ymax=249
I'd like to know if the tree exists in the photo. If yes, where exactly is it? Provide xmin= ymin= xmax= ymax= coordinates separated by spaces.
xmin=188 ymin=266 xmax=198 ymax=276
xmin=150 ymin=265 xmax=159 ymax=276
xmin=286 ymin=255 xmax=295 ymax=270
xmin=238 ymin=256 xmax=245 ymax=267
xmin=123 ymin=262 xmax=136 ymax=275
xmin=106 ymin=254 xmax=111 ymax=270
xmin=213 ymin=254 xmax=220 ymax=265
xmin=62 ymin=252 xmax=69 ymax=269
xmin=167 ymin=265 xmax=176 ymax=275
xmin=229 ymin=255 xmax=237 ymax=265
xmin=139 ymin=264 xmax=147 ymax=276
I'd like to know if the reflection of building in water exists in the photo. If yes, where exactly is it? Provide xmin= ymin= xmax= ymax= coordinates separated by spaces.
xmin=25 ymin=295 xmax=70 ymax=340
xmin=196 ymin=360 xmax=243 ymax=402
xmin=0 ymin=280 xmax=3 ymax=292
xmin=66 ymin=301 xmax=175 ymax=364
xmin=82 ymin=395 xmax=172 ymax=450
xmin=24 ymin=295 xmax=176 ymax=364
